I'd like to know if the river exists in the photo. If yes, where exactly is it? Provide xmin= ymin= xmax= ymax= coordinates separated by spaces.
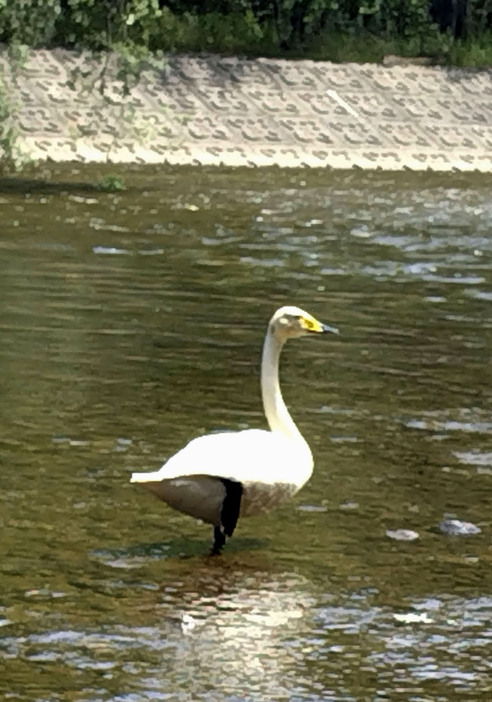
xmin=1 ymin=165 xmax=491 ymax=700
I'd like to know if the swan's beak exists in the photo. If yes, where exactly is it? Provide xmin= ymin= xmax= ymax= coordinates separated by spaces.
xmin=321 ymin=324 xmax=339 ymax=335
xmin=300 ymin=314 xmax=339 ymax=335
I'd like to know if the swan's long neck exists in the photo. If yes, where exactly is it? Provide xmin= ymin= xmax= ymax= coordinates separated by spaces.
xmin=261 ymin=328 xmax=307 ymax=445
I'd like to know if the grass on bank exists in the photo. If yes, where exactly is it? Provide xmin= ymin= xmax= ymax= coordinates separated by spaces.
xmin=141 ymin=11 xmax=492 ymax=68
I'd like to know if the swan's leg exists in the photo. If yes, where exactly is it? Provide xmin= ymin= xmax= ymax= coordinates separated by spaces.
xmin=212 ymin=526 xmax=226 ymax=555
xmin=210 ymin=480 xmax=243 ymax=555
xmin=220 ymin=479 xmax=243 ymax=537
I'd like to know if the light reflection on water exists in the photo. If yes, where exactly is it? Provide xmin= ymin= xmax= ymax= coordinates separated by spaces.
xmin=0 ymin=166 xmax=491 ymax=701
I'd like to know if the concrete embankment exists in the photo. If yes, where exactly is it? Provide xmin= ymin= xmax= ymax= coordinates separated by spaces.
xmin=1 ymin=49 xmax=492 ymax=171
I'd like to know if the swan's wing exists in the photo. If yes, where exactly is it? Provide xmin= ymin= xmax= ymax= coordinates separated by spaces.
xmin=131 ymin=429 xmax=312 ymax=487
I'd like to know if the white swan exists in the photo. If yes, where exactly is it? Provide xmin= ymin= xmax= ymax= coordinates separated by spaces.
xmin=131 ymin=305 xmax=338 ymax=553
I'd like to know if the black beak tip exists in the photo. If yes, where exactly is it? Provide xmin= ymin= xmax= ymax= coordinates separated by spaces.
xmin=322 ymin=324 xmax=339 ymax=335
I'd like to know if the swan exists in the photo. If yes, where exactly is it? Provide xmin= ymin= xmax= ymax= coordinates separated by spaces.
xmin=130 ymin=305 xmax=338 ymax=553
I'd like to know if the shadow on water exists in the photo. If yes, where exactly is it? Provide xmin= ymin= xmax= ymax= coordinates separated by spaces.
xmin=2 ymin=164 xmax=492 ymax=196
xmin=92 ymin=536 xmax=268 ymax=565
xmin=0 ymin=176 xmax=103 ymax=194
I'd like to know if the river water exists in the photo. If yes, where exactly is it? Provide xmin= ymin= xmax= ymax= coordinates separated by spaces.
xmin=1 ymin=165 xmax=491 ymax=701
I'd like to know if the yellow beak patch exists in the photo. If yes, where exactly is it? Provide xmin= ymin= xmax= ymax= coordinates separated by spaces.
xmin=300 ymin=315 xmax=325 ymax=333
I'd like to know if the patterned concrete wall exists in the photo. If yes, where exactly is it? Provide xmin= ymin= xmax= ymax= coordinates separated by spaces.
xmin=1 ymin=48 xmax=492 ymax=171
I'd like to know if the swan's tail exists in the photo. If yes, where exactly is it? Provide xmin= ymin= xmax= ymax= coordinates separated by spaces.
xmin=130 ymin=470 xmax=162 ymax=483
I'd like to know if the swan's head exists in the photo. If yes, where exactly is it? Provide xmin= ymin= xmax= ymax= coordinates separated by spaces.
xmin=269 ymin=306 xmax=339 ymax=341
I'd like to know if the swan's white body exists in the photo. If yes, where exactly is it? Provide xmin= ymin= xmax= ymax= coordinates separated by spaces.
xmin=131 ymin=305 xmax=338 ymax=551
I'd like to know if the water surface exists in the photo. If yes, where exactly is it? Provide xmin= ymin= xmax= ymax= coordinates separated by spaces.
xmin=1 ymin=166 xmax=492 ymax=701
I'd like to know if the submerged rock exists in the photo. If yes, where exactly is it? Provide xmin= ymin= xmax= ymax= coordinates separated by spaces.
xmin=438 ymin=519 xmax=481 ymax=536
xmin=386 ymin=529 xmax=420 ymax=542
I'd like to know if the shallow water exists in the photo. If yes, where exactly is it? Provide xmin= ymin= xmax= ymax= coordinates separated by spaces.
xmin=1 ymin=166 xmax=492 ymax=701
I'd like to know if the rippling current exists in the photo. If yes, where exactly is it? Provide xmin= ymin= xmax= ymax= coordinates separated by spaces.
xmin=1 ymin=166 xmax=491 ymax=701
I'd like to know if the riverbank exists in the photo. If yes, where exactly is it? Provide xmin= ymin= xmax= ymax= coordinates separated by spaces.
xmin=2 ymin=49 xmax=492 ymax=172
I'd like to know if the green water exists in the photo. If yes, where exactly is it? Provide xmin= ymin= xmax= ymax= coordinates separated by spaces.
xmin=1 ymin=166 xmax=491 ymax=701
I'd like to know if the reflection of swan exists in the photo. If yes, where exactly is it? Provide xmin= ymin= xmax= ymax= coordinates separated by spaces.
xmin=131 ymin=306 xmax=338 ymax=553
xmin=171 ymin=571 xmax=315 ymax=694
xmin=132 ymin=569 xmax=317 ymax=698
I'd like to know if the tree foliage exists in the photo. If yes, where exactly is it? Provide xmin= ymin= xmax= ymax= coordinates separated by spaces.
xmin=0 ymin=0 xmax=491 ymax=58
